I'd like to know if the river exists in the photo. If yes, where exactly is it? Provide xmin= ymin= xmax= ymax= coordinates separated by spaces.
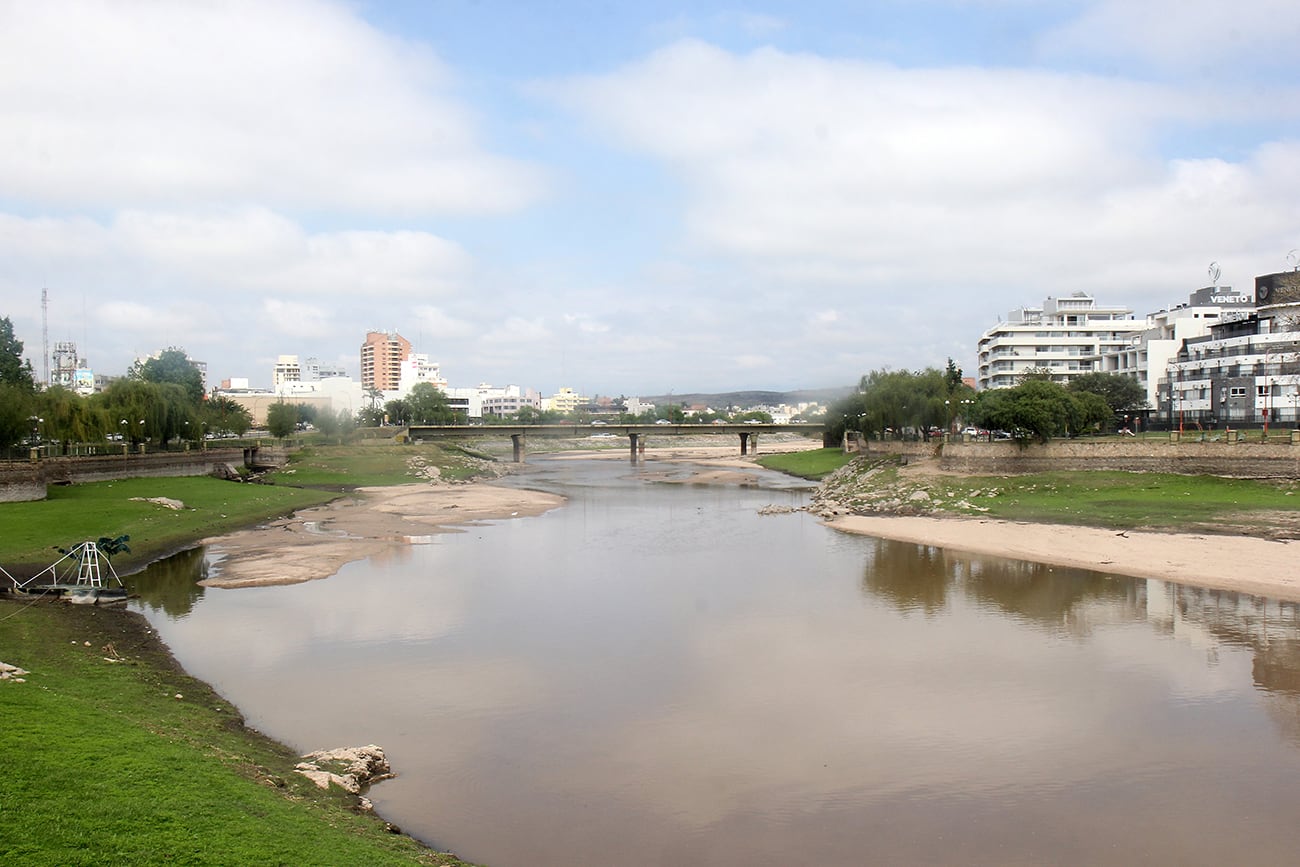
xmin=133 ymin=456 xmax=1300 ymax=866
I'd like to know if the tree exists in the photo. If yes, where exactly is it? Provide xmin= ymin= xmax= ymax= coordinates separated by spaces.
xmin=513 ymin=406 xmax=542 ymax=424
xmin=0 ymin=316 xmax=36 ymax=391
xmin=203 ymin=396 xmax=252 ymax=437
xmin=1017 ymin=367 xmax=1057 ymax=384
xmin=0 ymin=382 xmax=34 ymax=449
xmin=95 ymin=379 xmax=180 ymax=445
xmin=406 ymin=382 xmax=455 ymax=424
xmin=266 ymin=402 xmax=299 ymax=439
xmin=969 ymin=380 xmax=1078 ymax=443
xmin=1067 ymin=372 xmax=1147 ymax=413
xmin=132 ymin=347 xmax=204 ymax=405
xmin=1070 ymin=390 xmax=1112 ymax=435
xmin=944 ymin=357 xmax=964 ymax=393
xmin=313 ymin=407 xmax=353 ymax=443
xmin=383 ymin=397 xmax=411 ymax=426
xmin=37 ymin=386 xmax=107 ymax=452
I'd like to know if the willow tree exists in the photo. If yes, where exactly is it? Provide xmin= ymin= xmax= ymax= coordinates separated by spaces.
xmin=829 ymin=366 xmax=976 ymax=442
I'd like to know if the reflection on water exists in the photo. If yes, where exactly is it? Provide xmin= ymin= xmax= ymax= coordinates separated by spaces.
xmin=863 ymin=537 xmax=1136 ymax=628
xmin=132 ymin=546 xmax=207 ymax=617
xmin=131 ymin=458 xmax=1300 ymax=867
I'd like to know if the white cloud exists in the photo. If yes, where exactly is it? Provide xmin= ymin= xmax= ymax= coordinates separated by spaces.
xmin=546 ymin=38 xmax=1300 ymax=320
xmin=261 ymin=299 xmax=335 ymax=339
xmin=0 ymin=209 xmax=476 ymax=376
xmin=411 ymin=305 xmax=478 ymax=341
xmin=1039 ymin=0 xmax=1300 ymax=70
xmin=0 ymin=0 xmax=546 ymax=215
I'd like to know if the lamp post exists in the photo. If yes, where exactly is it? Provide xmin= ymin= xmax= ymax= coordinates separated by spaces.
xmin=29 ymin=416 xmax=43 ymax=458
xmin=1263 ymin=351 xmax=1272 ymax=439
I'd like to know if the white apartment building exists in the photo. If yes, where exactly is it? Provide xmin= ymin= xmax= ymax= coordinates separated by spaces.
xmin=482 ymin=385 xmax=542 ymax=417
xmin=543 ymin=387 xmax=588 ymax=414
xmin=1107 ymin=286 xmax=1255 ymax=409
xmin=273 ymin=355 xmax=302 ymax=388
xmin=978 ymin=293 xmax=1148 ymax=390
xmin=394 ymin=353 xmax=449 ymax=396
xmin=302 ymin=356 xmax=348 ymax=381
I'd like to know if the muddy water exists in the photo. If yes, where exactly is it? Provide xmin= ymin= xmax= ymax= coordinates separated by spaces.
xmin=133 ymin=457 xmax=1300 ymax=866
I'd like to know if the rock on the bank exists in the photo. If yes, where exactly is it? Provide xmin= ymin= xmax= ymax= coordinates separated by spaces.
xmin=294 ymin=744 xmax=394 ymax=794
xmin=1 ymin=661 xmax=29 ymax=683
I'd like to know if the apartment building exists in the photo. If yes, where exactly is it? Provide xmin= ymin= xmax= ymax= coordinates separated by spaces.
xmin=1106 ymin=286 xmax=1254 ymax=409
xmin=977 ymin=293 xmax=1148 ymax=390
xmin=360 ymin=331 xmax=411 ymax=392
xmin=1160 ymin=271 xmax=1300 ymax=427
xmin=273 ymin=355 xmax=301 ymax=389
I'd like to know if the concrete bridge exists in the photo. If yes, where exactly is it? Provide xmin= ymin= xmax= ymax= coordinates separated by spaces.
xmin=404 ymin=423 xmax=825 ymax=463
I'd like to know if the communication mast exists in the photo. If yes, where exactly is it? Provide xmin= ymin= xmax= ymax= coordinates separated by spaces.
xmin=41 ymin=288 xmax=49 ymax=386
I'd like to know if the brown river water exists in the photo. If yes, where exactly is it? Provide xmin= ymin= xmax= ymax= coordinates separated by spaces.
xmin=132 ymin=457 xmax=1300 ymax=866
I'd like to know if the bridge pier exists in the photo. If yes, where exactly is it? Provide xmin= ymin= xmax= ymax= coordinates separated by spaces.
xmin=511 ymin=433 xmax=526 ymax=464
xmin=628 ymin=433 xmax=640 ymax=464
xmin=738 ymin=432 xmax=758 ymax=455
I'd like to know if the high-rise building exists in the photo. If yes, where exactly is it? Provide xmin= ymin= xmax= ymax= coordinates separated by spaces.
xmin=360 ymin=331 xmax=411 ymax=392
xmin=273 ymin=355 xmax=302 ymax=389
xmin=977 ymin=293 xmax=1148 ymax=390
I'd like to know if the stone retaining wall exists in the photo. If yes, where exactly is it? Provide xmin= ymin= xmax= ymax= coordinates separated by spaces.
xmin=862 ymin=438 xmax=1300 ymax=478
xmin=0 ymin=465 xmax=47 ymax=503
xmin=0 ymin=449 xmax=247 ymax=502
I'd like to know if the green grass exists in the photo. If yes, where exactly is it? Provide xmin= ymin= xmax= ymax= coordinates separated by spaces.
xmin=0 ymin=477 xmax=338 ymax=574
xmin=821 ymin=461 xmax=1300 ymax=534
xmin=0 ymin=444 xmax=500 ymax=577
xmin=0 ymin=601 xmax=474 ymax=866
xmin=757 ymin=448 xmax=855 ymax=480
xmin=939 ymin=471 xmax=1300 ymax=531
xmin=274 ymin=444 xmax=486 ymax=487
xmin=0 ymin=444 xmax=505 ymax=864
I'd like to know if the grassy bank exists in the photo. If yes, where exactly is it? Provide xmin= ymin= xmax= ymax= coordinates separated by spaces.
xmin=0 ymin=600 xmax=475 ymax=866
xmin=815 ymin=456 xmax=1300 ymax=537
xmin=275 ymin=443 xmax=495 ymax=487
xmin=0 ymin=443 xmax=501 ymax=864
xmin=0 ymin=477 xmax=338 ymax=576
xmin=0 ymin=444 xmax=500 ymax=576
xmin=756 ymin=447 xmax=854 ymax=480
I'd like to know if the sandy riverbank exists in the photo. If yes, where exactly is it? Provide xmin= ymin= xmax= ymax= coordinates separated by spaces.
xmin=827 ymin=513 xmax=1300 ymax=603
xmin=199 ymin=482 xmax=565 ymax=588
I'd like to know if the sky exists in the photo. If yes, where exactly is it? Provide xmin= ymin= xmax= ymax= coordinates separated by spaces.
xmin=2 ymin=0 xmax=1298 ymax=396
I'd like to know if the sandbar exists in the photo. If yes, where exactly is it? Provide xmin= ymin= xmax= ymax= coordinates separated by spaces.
xmin=199 ymin=482 xmax=564 ymax=588
xmin=828 ymin=513 xmax=1300 ymax=603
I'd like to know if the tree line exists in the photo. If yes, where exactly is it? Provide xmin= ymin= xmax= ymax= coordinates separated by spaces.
xmin=828 ymin=359 xmax=1147 ymax=444
xmin=0 ymin=326 xmax=262 ymax=452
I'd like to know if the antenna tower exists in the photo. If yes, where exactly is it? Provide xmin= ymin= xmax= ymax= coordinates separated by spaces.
xmin=41 ymin=288 xmax=49 ymax=386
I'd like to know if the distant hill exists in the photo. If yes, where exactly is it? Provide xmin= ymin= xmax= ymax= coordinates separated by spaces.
xmin=638 ymin=386 xmax=855 ymax=409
